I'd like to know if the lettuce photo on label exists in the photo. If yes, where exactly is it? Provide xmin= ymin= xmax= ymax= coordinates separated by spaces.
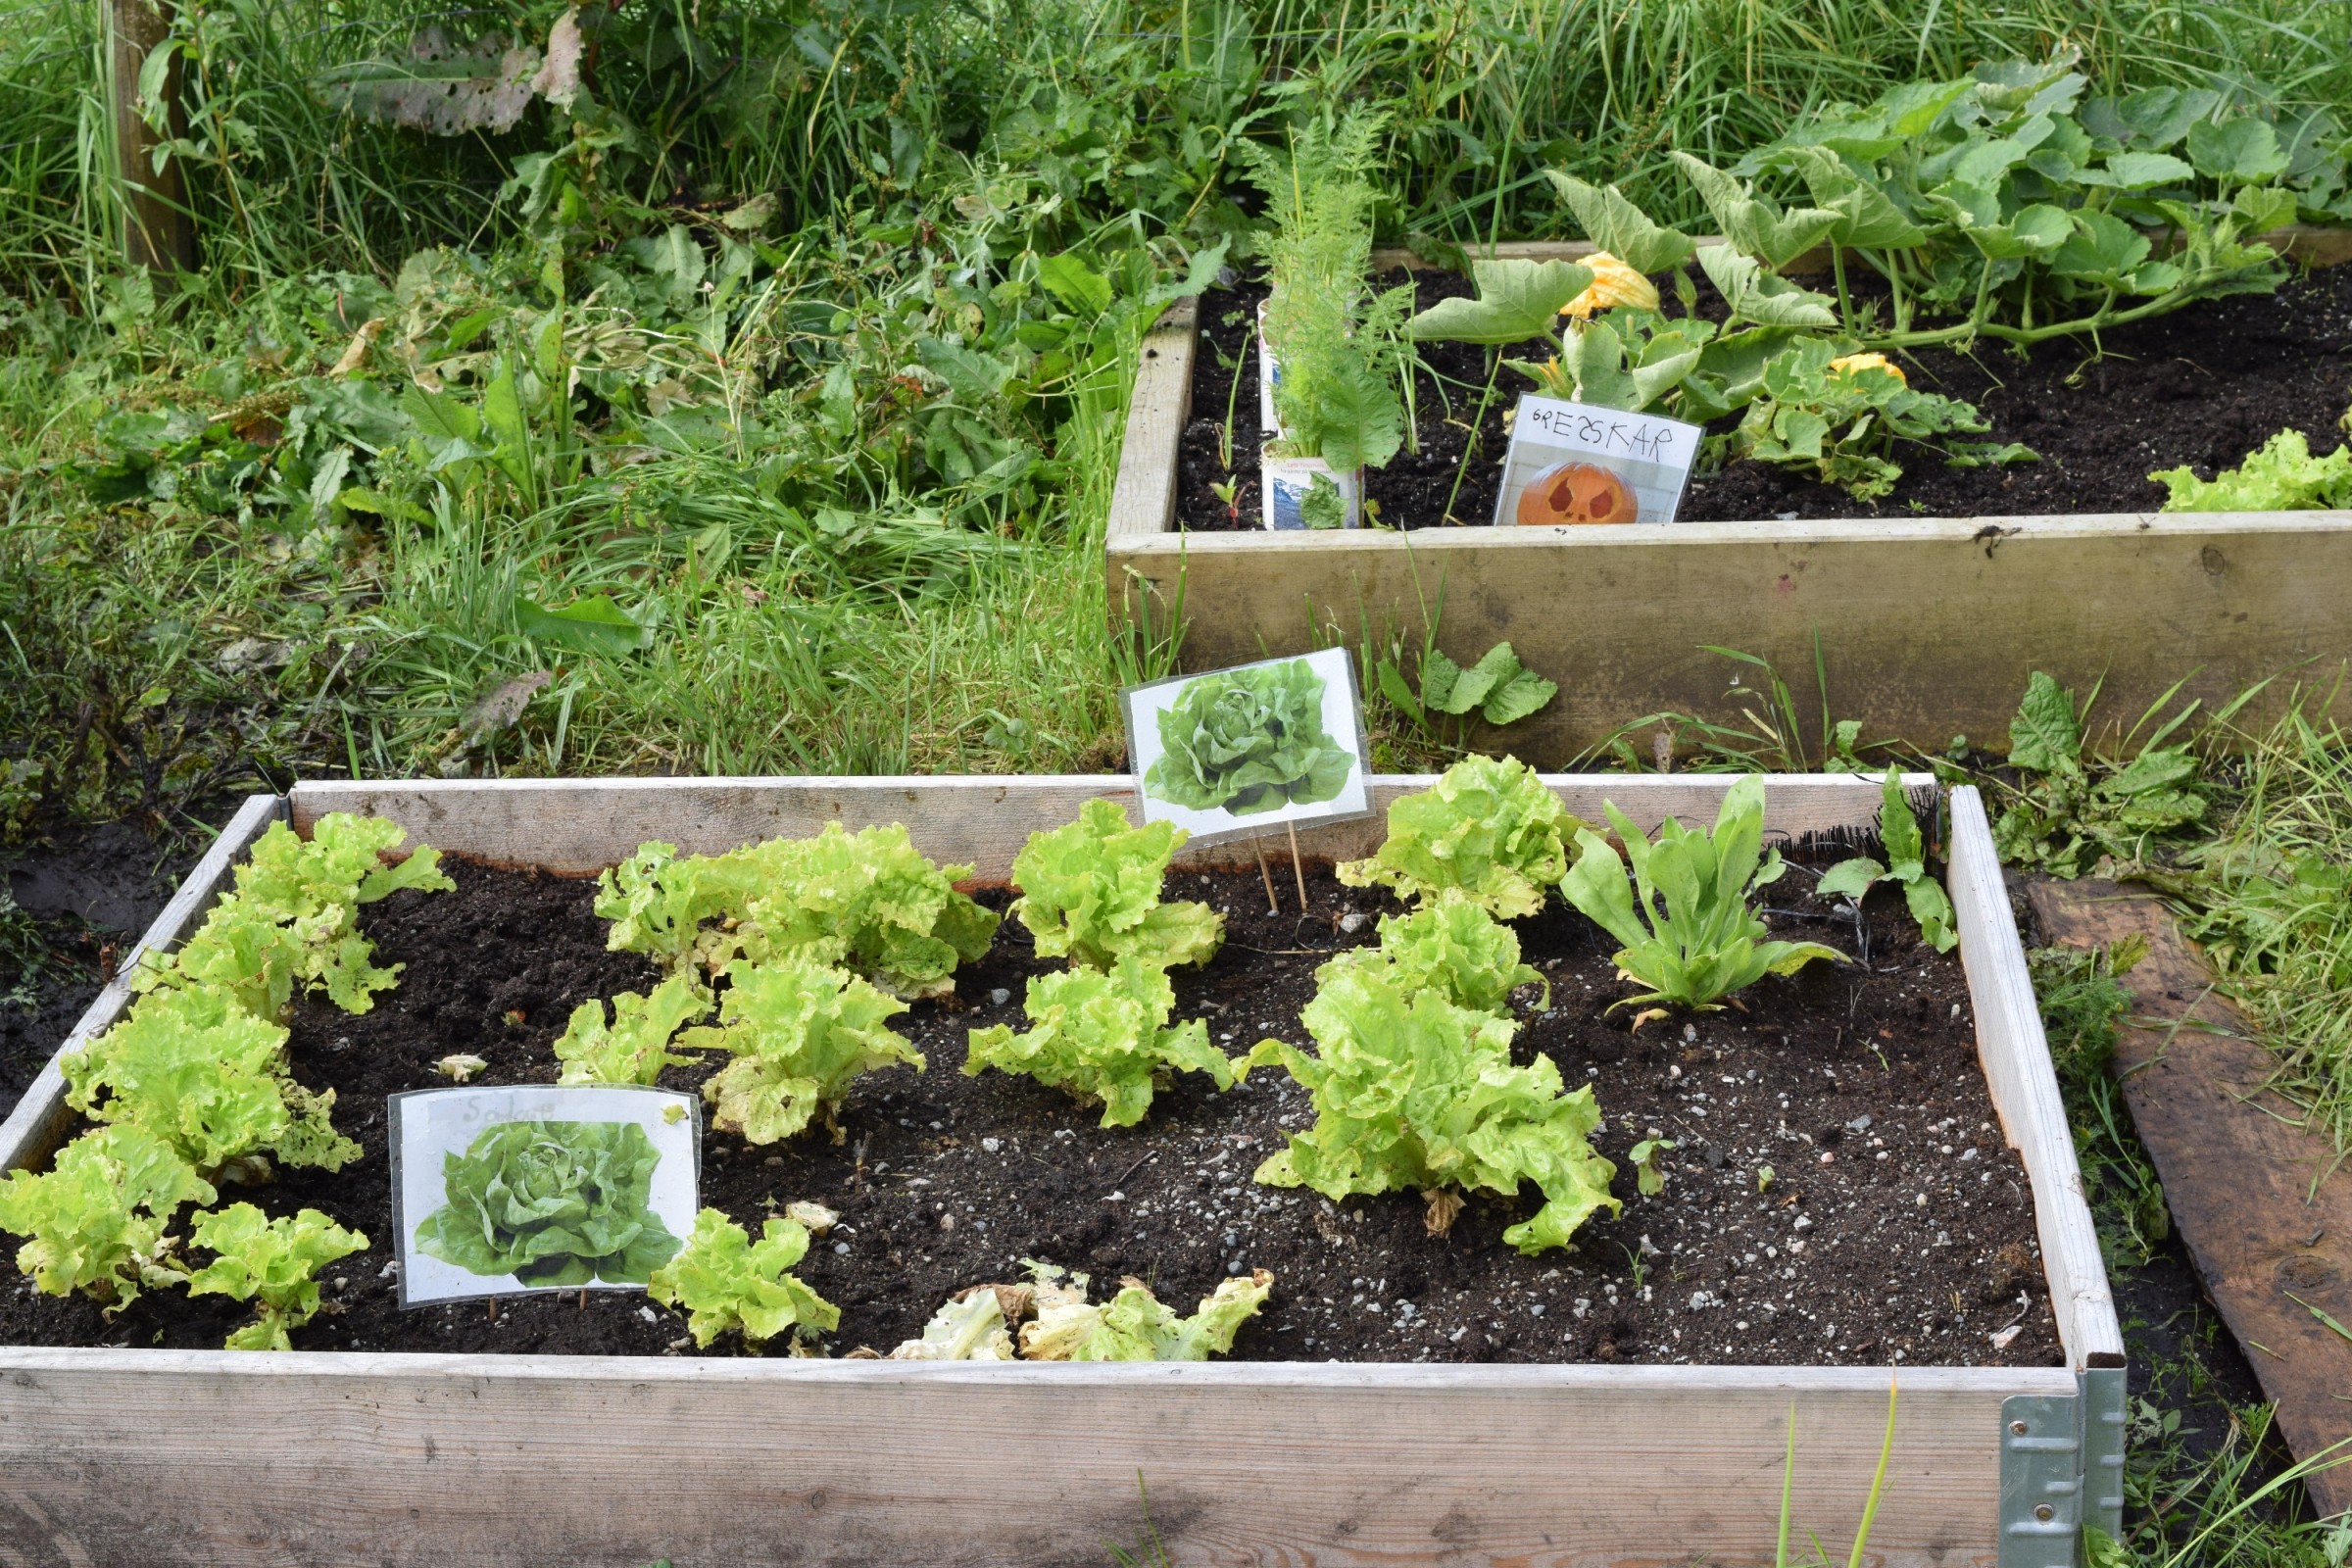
xmin=1143 ymin=659 xmax=1353 ymax=817
xmin=414 ymin=1118 xmax=681 ymax=1287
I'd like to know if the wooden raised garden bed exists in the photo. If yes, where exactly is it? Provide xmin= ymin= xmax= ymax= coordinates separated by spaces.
xmin=0 ymin=774 xmax=2120 ymax=1567
xmin=1107 ymin=230 xmax=2352 ymax=761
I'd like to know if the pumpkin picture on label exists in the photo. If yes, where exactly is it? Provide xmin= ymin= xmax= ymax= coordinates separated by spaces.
xmin=1515 ymin=461 xmax=1639 ymax=525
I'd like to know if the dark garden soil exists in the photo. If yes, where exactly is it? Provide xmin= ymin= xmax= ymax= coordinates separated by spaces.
xmin=2 ymin=820 xmax=211 ymax=1116
xmin=1173 ymin=262 xmax=2352 ymax=530
xmin=0 ymin=849 xmax=2068 ymax=1369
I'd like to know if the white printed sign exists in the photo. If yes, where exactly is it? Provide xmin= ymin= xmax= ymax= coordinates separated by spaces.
xmin=1492 ymin=395 xmax=1702 ymax=526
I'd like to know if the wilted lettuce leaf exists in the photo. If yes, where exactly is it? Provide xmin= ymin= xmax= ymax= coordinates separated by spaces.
xmin=596 ymin=823 xmax=999 ymax=999
xmin=184 ymin=1201 xmax=368 ymax=1350
xmin=1247 ymin=968 xmax=1620 ymax=1254
xmin=1316 ymin=900 xmax=1546 ymax=1015
xmin=1559 ymin=775 xmax=1844 ymax=1010
xmin=1143 ymin=659 xmax=1354 ymax=816
xmin=1007 ymin=799 xmax=1223 ymax=971
xmin=888 ymin=1289 xmax=1015 ymax=1359
xmin=1338 ymin=755 xmax=1584 ymax=917
xmin=964 ymin=956 xmax=1237 ymax=1128
xmin=413 ymin=1118 xmax=682 ymax=1286
xmin=2151 ymin=429 xmax=2352 ymax=512
xmin=683 ymin=959 xmax=921 ymax=1143
xmin=1017 ymin=1262 xmax=1272 ymax=1360
xmin=63 ymin=983 xmax=361 ymax=1174
xmin=134 ymin=813 xmax=453 ymax=1019
xmin=648 ymin=1208 xmax=839 ymax=1351
xmin=554 ymin=974 xmax=710 ymax=1086
xmin=0 ymin=1125 xmax=216 ymax=1307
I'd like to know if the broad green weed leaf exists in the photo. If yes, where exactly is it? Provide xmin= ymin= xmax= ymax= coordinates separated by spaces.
xmin=1483 ymin=665 xmax=1558 ymax=727
xmin=1036 ymin=252 xmax=1114 ymax=316
xmin=2007 ymin=671 xmax=2082 ymax=772
xmin=515 ymin=593 xmax=655 ymax=656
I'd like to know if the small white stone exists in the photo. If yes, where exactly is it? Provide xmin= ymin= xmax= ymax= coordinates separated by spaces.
xmin=981 ymin=1136 xmax=1003 ymax=1153
xmin=834 ymin=1242 xmax=851 ymax=1254
xmin=639 ymin=1305 xmax=658 ymax=1323
xmin=1339 ymin=911 xmax=1364 ymax=933
xmin=990 ymin=988 xmax=1011 ymax=1006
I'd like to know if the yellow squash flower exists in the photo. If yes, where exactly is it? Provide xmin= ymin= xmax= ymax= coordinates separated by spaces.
xmin=1561 ymin=252 xmax=1659 ymax=319
xmin=1829 ymin=352 xmax=1907 ymax=386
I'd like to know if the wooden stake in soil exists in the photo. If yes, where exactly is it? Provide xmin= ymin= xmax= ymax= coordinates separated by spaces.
xmin=487 ymin=1297 xmax=498 ymax=1322
xmin=1252 ymin=836 xmax=1279 ymax=913
xmin=108 ymin=0 xmax=195 ymax=272
xmin=1286 ymin=820 xmax=1309 ymax=910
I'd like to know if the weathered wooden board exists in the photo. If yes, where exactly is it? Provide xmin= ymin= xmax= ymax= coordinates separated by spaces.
xmin=1106 ymin=301 xmax=1198 ymax=541
xmin=2028 ymin=880 xmax=2352 ymax=1518
xmin=0 ymin=794 xmax=284 ymax=1175
xmin=1107 ymin=514 xmax=2352 ymax=763
xmin=289 ymin=770 xmax=1916 ymax=878
xmin=1947 ymin=791 xmax=2127 ymax=1373
xmin=0 ymin=1350 xmax=2063 ymax=1567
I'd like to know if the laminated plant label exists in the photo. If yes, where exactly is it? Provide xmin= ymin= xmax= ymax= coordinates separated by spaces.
xmin=1261 ymin=456 xmax=1363 ymax=530
xmin=1493 ymin=395 xmax=1701 ymax=526
xmin=1122 ymin=646 xmax=1373 ymax=845
xmin=390 ymin=1084 xmax=700 ymax=1306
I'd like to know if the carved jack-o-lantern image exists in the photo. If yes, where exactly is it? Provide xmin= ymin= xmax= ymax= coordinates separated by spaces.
xmin=1514 ymin=461 xmax=1639 ymax=525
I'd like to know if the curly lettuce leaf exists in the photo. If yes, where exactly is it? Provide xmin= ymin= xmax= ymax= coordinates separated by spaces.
xmin=683 ymin=959 xmax=920 ymax=1144
xmin=1559 ymin=775 xmax=1843 ymax=1010
xmin=2151 ymin=429 xmax=2352 ymax=513
xmin=964 ymin=957 xmax=1236 ymax=1128
xmin=554 ymin=975 xmax=710 ymax=1086
xmin=1144 ymin=659 xmax=1354 ymax=817
xmin=62 ymin=983 xmax=360 ymax=1174
xmin=413 ymin=1118 xmax=682 ymax=1286
xmin=596 ymin=824 xmax=999 ymax=999
xmin=1247 ymin=968 xmax=1620 ymax=1253
xmin=134 ymin=813 xmax=452 ymax=1019
xmin=1017 ymin=1263 xmax=1273 ymax=1360
xmin=0 ymin=1125 xmax=215 ymax=1307
xmin=184 ymin=1201 xmax=368 ymax=1351
xmin=1316 ymin=900 xmax=1546 ymax=1015
xmin=648 ymin=1208 xmax=839 ymax=1350
xmin=1008 ymin=799 xmax=1223 ymax=971
xmin=1338 ymin=755 xmax=1584 ymax=917
xmin=888 ymin=1290 xmax=1016 ymax=1360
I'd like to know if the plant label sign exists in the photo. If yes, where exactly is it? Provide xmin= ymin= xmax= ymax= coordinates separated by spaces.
xmin=390 ymin=1084 xmax=700 ymax=1306
xmin=1122 ymin=646 xmax=1373 ymax=844
xmin=1493 ymin=395 xmax=1700 ymax=526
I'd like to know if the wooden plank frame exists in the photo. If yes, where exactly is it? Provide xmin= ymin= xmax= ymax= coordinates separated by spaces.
xmin=1106 ymin=229 xmax=2352 ymax=761
xmin=0 ymin=775 xmax=2119 ymax=1567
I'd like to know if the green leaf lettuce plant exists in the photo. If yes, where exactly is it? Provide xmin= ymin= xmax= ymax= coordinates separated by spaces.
xmin=1005 ymin=798 xmax=1223 ymax=971
xmin=1559 ymin=775 xmax=1844 ymax=1010
xmin=1316 ymin=900 xmax=1546 ymax=1016
xmin=553 ymin=975 xmax=711 ymax=1086
xmin=596 ymin=824 xmax=1001 ymax=1000
xmin=413 ymin=1118 xmax=683 ymax=1286
xmin=184 ymin=1202 xmax=369 ymax=1351
xmin=2151 ymin=425 xmax=2352 ymax=512
xmin=1246 ymin=968 xmax=1620 ymax=1254
xmin=1338 ymin=755 xmax=1583 ymax=918
xmin=681 ymin=958 xmax=922 ymax=1144
xmin=964 ymin=956 xmax=1240 ymax=1128
xmin=1144 ymin=659 xmax=1354 ymax=817
xmin=647 ymin=1209 xmax=839 ymax=1351
xmin=0 ymin=1125 xmax=216 ymax=1308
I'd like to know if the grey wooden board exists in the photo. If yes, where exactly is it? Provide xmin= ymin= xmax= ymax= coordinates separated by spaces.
xmin=1107 ymin=513 xmax=2352 ymax=761
xmin=1945 ymin=788 xmax=2125 ymax=1370
xmin=0 ymin=1351 xmax=2067 ymax=1567
xmin=288 ymin=770 xmax=1917 ymax=878
xmin=0 ymin=794 xmax=284 ymax=1175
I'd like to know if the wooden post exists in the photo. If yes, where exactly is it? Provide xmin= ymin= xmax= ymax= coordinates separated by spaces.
xmin=108 ymin=0 xmax=195 ymax=272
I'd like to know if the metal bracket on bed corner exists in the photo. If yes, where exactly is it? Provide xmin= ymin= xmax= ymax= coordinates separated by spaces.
xmin=2000 ymin=1367 xmax=2126 ymax=1568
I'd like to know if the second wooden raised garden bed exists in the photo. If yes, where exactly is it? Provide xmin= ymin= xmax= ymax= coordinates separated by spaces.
xmin=0 ymin=773 xmax=2120 ymax=1566
xmin=1107 ymin=231 xmax=2352 ymax=760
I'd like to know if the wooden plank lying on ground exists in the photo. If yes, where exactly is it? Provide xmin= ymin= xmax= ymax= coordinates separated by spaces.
xmin=2028 ymin=880 xmax=2352 ymax=1518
